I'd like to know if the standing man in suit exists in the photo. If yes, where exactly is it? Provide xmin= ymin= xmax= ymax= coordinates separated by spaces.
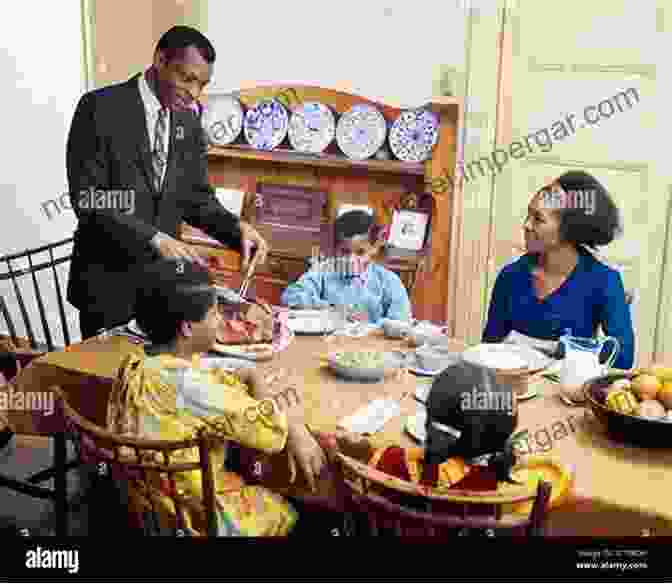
xmin=66 ymin=26 xmax=268 ymax=338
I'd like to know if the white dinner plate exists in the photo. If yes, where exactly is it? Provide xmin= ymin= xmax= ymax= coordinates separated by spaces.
xmin=462 ymin=343 xmax=554 ymax=372
xmin=405 ymin=351 xmax=445 ymax=377
xmin=199 ymin=357 xmax=255 ymax=371
xmin=286 ymin=310 xmax=337 ymax=335
xmin=405 ymin=408 xmax=427 ymax=443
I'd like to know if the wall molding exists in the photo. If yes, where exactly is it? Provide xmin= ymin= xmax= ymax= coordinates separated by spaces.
xmin=520 ymin=156 xmax=649 ymax=192
xmin=527 ymin=57 xmax=656 ymax=80
xmin=653 ymin=185 xmax=672 ymax=361
xmin=80 ymin=0 xmax=96 ymax=90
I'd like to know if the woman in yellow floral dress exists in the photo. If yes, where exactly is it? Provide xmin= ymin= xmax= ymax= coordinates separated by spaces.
xmin=106 ymin=259 xmax=326 ymax=536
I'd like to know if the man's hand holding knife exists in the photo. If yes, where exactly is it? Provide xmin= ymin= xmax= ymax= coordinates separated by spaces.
xmin=151 ymin=220 xmax=268 ymax=276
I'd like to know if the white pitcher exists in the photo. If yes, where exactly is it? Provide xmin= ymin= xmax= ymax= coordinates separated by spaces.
xmin=559 ymin=334 xmax=620 ymax=402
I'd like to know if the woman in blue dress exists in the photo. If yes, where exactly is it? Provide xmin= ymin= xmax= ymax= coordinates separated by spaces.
xmin=482 ymin=170 xmax=634 ymax=369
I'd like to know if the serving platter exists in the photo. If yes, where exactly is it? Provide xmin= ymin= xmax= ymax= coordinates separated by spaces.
xmin=388 ymin=108 xmax=440 ymax=162
xmin=462 ymin=343 xmax=554 ymax=373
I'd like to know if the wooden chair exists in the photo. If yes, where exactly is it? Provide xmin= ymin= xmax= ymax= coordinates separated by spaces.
xmin=0 ymin=351 xmax=79 ymax=537
xmin=0 ymin=237 xmax=74 ymax=352
xmin=335 ymin=453 xmax=552 ymax=536
xmin=0 ymin=238 xmax=80 ymax=535
xmin=56 ymin=386 xmax=222 ymax=536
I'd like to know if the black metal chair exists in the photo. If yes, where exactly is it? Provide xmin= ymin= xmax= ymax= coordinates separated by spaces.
xmin=0 ymin=237 xmax=76 ymax=535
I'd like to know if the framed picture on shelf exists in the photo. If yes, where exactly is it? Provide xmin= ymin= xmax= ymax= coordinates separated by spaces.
xmin=387 ymin=210 xmax=429 ymax=251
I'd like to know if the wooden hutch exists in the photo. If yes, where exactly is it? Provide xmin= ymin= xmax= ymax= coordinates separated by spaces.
xmin=180 ymin=85 xmax=463 ymax=328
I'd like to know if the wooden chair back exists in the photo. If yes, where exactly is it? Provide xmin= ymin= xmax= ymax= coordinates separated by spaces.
xmin=55 ymin=386 xmax=222 ymax=536
xmin=336 ymin=453 xmax=551 ymax=536
xmin=0 ymin=237 xmax=73 ymax=351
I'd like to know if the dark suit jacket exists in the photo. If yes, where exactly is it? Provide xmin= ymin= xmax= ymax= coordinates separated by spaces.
xmin=66 ymin=73 xmax=241 ymax=328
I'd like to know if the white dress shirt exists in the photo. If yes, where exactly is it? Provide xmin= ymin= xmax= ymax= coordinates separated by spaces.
xmin=138 ymin=71 xmax=170 ymax=187
xmin=139 ymin=71 xmax=172 ymax=250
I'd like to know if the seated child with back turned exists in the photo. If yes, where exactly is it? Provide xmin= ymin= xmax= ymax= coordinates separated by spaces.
xmin=316 ymin=361 xmax=572 ymax=532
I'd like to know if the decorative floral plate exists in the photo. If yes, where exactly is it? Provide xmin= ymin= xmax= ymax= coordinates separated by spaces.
xmin=288 ymin=102 xmax=336 ymax=154
xmin=243 ymin=99 xmax=289 ymax=150
xmin=389 ymin=108 xmax=440 ymax=162
xmin=201 ymin=94 xmax=244 ymax=146
xmin=336 ymin=104 xmax=388 ymax=160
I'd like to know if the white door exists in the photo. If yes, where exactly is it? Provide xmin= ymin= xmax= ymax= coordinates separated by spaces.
xmin=483 ymin=0 xmax=670 ymax=366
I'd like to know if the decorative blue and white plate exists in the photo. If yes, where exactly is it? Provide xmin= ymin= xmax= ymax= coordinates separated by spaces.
xmin=336 ymin=104 xmax=388 ymax=160
xmin=243 ymin=99 xmax=289 ymax=150
xmin=389 ymin=108 xmax=440 ymax=162
xmin=288 ymin=102 xmax=336 ymax=154
xmin=201 ymin=95 xmax=244 ymax=146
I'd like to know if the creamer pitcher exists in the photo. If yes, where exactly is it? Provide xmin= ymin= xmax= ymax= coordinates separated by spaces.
xmin=559 ymin=332 xmax=620 ymax=402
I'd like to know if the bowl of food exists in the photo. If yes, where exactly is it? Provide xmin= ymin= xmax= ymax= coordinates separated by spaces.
xmin=327 ymin=350 xmax=404 ymax=382
xmin=583 ymin=366 xmax=672 ymax=447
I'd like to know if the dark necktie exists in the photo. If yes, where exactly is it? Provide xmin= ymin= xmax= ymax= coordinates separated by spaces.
xmin=152 ymin=108 xmax=168 ymax=191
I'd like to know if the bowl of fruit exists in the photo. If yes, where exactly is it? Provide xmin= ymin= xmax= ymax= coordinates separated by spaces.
xmin=327 ymin=350 xmax=405 ymax=382
xmin=583 ymin=366 xmax=672 ymax=447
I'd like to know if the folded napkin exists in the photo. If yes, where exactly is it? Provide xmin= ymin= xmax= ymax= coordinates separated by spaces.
xmin=338 ymin=399 xmax=401 ymax=435
xmin=503 ymin=330 xmax=559 ymax=357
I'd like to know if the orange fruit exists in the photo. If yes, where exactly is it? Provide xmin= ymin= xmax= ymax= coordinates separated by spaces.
xmin=630 ymin=374 xmax=662 ymax=401
xmin=657 ymin=381 xmax=672 ymax=409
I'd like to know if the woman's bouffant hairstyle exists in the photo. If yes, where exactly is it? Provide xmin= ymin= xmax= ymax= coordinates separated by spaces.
xmin=553 ymin=170 xmax=621 ymax=249
xmin=134 ymin=259 xmax=216 ymax=345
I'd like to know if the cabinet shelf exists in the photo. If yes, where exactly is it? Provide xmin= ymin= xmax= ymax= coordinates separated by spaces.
xmin=207 ymin=144 xmax=425 ymax=177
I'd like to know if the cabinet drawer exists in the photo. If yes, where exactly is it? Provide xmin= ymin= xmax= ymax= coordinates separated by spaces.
xmin=257 ymin=184 xmax=326 ymax=229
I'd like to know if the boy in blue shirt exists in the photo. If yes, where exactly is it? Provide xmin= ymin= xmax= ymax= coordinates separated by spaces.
xmin=281 ymin=210 xmax=411 ymax=324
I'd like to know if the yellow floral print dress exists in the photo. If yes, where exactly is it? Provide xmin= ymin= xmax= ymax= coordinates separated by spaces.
xmin=106 ymin=353 xmax=298 ymax=536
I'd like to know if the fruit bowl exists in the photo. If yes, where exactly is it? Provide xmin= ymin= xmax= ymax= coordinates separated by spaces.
xmin=584 ymin=372 xmax=672 ymax=448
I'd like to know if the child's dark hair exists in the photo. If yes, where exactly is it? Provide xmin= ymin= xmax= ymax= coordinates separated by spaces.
xmin=134 ymin=259 xmax=216 ymax=345
xmin=334 ymin=210 xmax=382 ymax=244
xmin=553 ymin=170 xmax=621 ymax=249
xmin=424 ymin=361 xmax=519 ymax=483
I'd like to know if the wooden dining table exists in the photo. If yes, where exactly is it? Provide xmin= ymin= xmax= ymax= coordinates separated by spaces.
xmin=7 ymin=330 xmax=672 ymax=536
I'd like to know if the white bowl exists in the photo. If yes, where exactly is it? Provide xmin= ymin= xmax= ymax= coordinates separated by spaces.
xmin=381 ymin=318 xmax=411 ymax=339
xmin=415 ymin=344 xmax=462 ymax=372
xmin=408 ymin=323 xmax=447 ymax=347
